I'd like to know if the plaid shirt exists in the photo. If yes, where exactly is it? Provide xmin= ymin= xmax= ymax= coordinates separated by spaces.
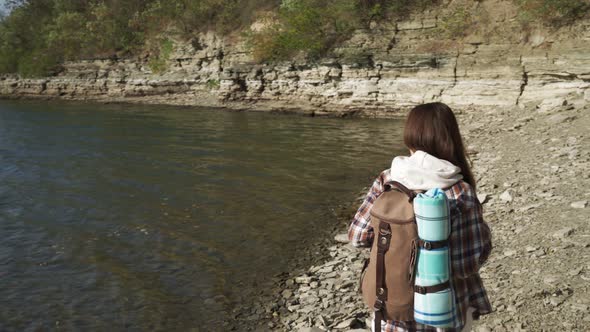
xmin=348 ymin=169 xmax=492 ymax=332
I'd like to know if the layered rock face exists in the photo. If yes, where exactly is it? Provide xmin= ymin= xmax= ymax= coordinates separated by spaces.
xmin=1 ymin=5 xmax=589 ymax=116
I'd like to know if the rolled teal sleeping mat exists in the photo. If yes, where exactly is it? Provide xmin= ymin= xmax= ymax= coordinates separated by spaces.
xmin=414 ymin=289 xmax=454 ymax=327
xmin=414 ymin=188 xmax=450 ymax=241
xmin=413 ymin=188 xmax=454 ymax=328
xmin=415 ymin=247 xmax=450 ymax=286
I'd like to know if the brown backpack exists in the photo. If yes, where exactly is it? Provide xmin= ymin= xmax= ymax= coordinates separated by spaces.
xmin=359 ymin=181 xmax=420 ymax=330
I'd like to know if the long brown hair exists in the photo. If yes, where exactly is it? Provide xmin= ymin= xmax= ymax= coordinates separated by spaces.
xmin=403 ymin=102 xmax=476 ymax=191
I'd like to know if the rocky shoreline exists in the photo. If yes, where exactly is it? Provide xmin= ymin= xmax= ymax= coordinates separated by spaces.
xmin=246 ymin=99 xmax=589 ymax=332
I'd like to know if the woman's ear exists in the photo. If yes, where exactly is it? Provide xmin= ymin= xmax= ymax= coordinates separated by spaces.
xmin=409 ymin=149 xmax=415 ymax=155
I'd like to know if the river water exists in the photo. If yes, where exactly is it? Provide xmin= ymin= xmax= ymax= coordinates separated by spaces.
xmin=0 ymin=100 xmax=405 ymax=331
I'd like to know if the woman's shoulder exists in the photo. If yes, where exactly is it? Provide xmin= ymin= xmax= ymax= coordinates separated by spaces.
xmin=445 ymin=180 xmax=479 ymax=209
xmin=373 ymin=168 xmax=392 ymax=185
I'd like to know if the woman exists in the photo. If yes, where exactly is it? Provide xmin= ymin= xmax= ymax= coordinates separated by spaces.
xmin=348 ymin=102 xmax=492 ymax=332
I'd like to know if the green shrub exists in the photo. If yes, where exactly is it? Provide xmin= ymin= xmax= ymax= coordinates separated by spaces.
xmin=46 ymin=11 xmax=87 ymax=60
xmin=438 ymin=6 xmax=473 ymax=39
xmin=206 ymin=78 xmax=220 ymax=89
xmin=148 ymin=38 xmax=174 ymax=73
xmin=515 ymin=0 xmax=590 ymax=26
xmin=17 ymin=50 xmax=61 ymax=77
xmin=248 ymin=0 xmax=359 ymax=62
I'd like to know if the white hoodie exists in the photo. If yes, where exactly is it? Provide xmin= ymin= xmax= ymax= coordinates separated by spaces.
xmin=390 ymin=150 xmax=463 ymax=190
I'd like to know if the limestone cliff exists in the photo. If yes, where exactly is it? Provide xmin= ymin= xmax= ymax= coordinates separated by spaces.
xmin=1 ymin=1 xmax=589 ymax=116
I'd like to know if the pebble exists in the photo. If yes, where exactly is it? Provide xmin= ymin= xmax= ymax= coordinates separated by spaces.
xmin=478 ymin=193 xmax=489 ymax=204
xmin=295 ymin=276 xmax=315 ymax=284
xmin=543 ymin=276 xmax=558 ymax=285
xmin=568 ymin=267 xmax=583 ymax=276
xmin=503 ymin=250 xmax=517 ymax=257
xmin=476 ymin=326 xmax=492 ymax=332
xmin=550 ymin=296 xmax=567 ymax=307
xmin=297 ymin=327 xmax=323 ymax=332
xmin=570 ymin=200 xmax=588 ymax=209
xmin=552 ymin=227 xmax=575 ymax=239
xmin=572 ymin=303 xmax=589 ymax=312
xmin=282 ymin=290 xmax=293 ymax=299
xmin=546 ymin=113 xmax=575 ymax=124
xmin=499 ymin=190 xmax=513 ymax=202
xmin=334 ymin=233 xmax=350 ymax=243
xmin=335 ymin=318 xmax=355 ymax=329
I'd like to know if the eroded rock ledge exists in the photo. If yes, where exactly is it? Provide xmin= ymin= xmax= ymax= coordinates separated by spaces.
xmin=1 ymin=13 xmax=589 ymax=117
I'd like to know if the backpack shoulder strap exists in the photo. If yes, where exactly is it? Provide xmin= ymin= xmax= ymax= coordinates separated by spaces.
xmin=385 ymin=181 xmax=417 ymax=202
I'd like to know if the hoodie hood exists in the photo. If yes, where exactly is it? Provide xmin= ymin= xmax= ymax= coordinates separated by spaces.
xmin=390 ymin=150 xmax=463 ymax=190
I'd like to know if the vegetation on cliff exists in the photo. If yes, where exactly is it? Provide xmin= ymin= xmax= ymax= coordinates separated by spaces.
xmin=0 ymin=0 xmax=588 ymax=77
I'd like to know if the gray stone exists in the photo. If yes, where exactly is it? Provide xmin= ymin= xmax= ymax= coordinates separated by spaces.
xmin=543 ymin=276 xmax=558 ymax=285
xmin=397 ymin=21 xmax=423 ymax=30
xmin=282 ymin=289 xmax=293 ymax=299
xmin=317 ymin=266 xmax=334 ymax=273
xmin=334 ymin=318 xmax=355 ymax=329
xmin=546 ymin=113 xmax=575 ymax=125
xmin=571 ymin=303 xmax=589 ymax=312
xmin=503 ymin=250 xmax=517 ymax=257
xmin=570 ymin=200 xmax=588 ymax=209
xmin=552 ymin=227 xmax=575 ymax=239
xmin=537 ymin=97 xmax=568 ymax=113
xmin=530 ymin=33 xmax=546 ymax=47
xmin=568 ymin=267 xmax=583 ymax=276
xmin=550 ymin=296 xmax=566 ymax=307
xmin=297 ymin=327 xmax=323 ymax=332
xmin=334 ymin=233 xmax=350 ymax=243
xmin=499 ymin=190 xmax=513 ymax=203
xmin=478 ymin=193 xmax=489 ymax=204
xmin=295 ymin=276 xmax=314 ymax=284
xmin=317 ymin=315 xmax=329 ymax=326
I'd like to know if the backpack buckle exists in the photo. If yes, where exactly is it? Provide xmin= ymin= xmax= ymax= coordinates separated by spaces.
xmin=424 ymin=241 xmax=432 ymax=250
xmin=373 ymin=299 xmax=384 ymax=311
xmin=415 ymin=286 xmax=427 ymax=294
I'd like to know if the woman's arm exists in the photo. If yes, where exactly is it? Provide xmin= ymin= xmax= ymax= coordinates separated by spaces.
xmin=348 ymin=169 xmax=390 ymax=247
xmin=449 ymin=182 xmax=493 ymax=279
